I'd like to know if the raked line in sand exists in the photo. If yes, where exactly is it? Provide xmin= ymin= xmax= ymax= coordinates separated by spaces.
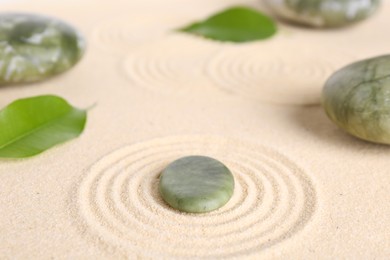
xmin=75 ymin=136 xmax=317 ymax=258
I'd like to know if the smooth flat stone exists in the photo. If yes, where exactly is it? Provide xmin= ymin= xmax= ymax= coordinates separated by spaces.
xmin=264 ymin=0 xmax=380 ymax=27
xmin=159 ymin=156 xmax=234 ymax=213
xmin=322 ymin=55 xmax=390 ymax=144
xmin=0 ymin=13 xmax=85 ymax=85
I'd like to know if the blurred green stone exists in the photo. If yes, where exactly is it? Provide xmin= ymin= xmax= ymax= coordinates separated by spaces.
xmin=322 ymin=55 xmax=390 ymax=144
xmin=264 ymin=0 xmax=380 ymax=27
xmin=0 ymin=13 xmax=85 ymax=85
xmin=159 ymin=156 xmax=235 ymax=213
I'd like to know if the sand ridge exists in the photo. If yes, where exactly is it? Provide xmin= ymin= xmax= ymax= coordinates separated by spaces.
xmin=0 ymin=0 xmax=389 ymax=258
xmin=76 ymin=136 xmax=316 ymax=258
xmin=121 ymin=36 xmax=219 ymax=94
xmin=206 ymin=40 xmax=363 ymax=105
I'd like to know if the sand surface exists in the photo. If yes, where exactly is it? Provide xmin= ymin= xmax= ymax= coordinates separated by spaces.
xmin=0 ymin=0 xmax=389 ymax=259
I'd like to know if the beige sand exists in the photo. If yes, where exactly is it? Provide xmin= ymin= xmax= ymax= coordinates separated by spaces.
xmin=0 ymin=0 xmax=389 ymax=258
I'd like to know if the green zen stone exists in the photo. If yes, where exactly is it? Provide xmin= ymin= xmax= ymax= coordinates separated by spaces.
xmin=264 ymin=0 xmax=380 ymax=27
xmin=322 ymin=55 xmax=390 ymax=144
xmin=0 ymin=13 xmax=85 ymax=85
xmin=159 ymin=156 xmax=235 ymax=213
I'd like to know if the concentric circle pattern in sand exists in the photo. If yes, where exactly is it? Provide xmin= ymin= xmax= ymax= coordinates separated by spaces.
xmin=77 ymin=136 xmax=317 ymax=258
xmin=207 ymin=44 xmax=357 ymax=105
xmin=122 ymin=36 xmax=218 ymax=93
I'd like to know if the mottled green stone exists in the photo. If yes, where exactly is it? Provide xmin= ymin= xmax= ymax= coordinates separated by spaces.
xmin=264 ymin=0 xmax=380 ymax=27
xmin=0 ymin=13 xmax=85 ymax=85
xmin=322 ymin=55 xmax=390 ymax=144
xmin=159 ymin=156 xmax=235 ymax=213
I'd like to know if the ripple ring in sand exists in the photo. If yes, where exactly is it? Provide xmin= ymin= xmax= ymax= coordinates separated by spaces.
xmin=121 ymin=37 xmax=217 ymax=93
xmin=206 ymin=44 xmax=356 ymax=105
xmin=76 ymin=136 xmax=317 ymax=258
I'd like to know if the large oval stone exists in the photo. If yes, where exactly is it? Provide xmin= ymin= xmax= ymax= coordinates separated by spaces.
xmin=159 ymin=156 xmax=235 ymax=213
xmin=322 ymin=55 xmax=390 ymax=144
xmin=264 ymin=0 xmax=380 ymax=27
xmin=0 ymin=13 xmax=85 ymax=85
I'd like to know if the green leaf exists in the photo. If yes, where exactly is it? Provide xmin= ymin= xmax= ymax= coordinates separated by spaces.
xmin=178 ymin=6 xmax=277 ymax=43
xmin=0 ymin=95 xmax=87 ymax=158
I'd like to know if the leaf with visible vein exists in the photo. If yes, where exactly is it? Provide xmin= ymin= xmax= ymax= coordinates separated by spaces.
xmin=0 ymin=95 xmax=87 ymax=158
xmin=178 ymin=6 xmax=277 ymax=43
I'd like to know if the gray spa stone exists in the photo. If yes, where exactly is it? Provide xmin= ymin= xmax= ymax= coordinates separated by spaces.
xmin=0 ymin=13 xmax=85 ymax=85
xmin=322 ymin=55 xmax=390 ymax=144
xmin=159 ymin=156 xmax=235 ymax=213
xmin=264 ymin=0 xmax=380 ymax=27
